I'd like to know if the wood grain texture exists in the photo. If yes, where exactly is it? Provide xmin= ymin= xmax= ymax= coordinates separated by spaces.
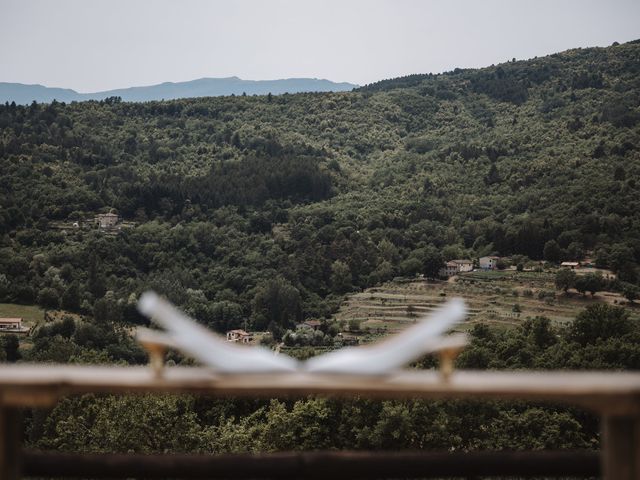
xmin=602 ymin=415 xmax=640 ymax=480
xmin=0 ymin=365 xmax=639 ymax=479
xmin=0 ymin=365 xmax=639 ymax=414
xmin=0 ymin=407 xmax=21 ymax=480
xmin=22 ymin=450 xmax=601 ymax=479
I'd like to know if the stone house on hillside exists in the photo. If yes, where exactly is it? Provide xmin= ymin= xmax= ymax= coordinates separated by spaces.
xmin=451 ymin=259 xmax=473 ymax=272
xmin=440 ymin=261 xmax=460 ymax=278
xmin=95 ymin=212 xmax=119 ymax=229
xmin=439 ymin=259 xmax=474 ymax=278
xmin=302 ymin=319 xmax=322 ymax=330
xmin=226 ymin=329 xmax=253 ymax=344
xmin=479 ymin=256 xmax=500 ymax=269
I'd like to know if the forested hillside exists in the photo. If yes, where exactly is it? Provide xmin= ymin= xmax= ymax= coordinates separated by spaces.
xmin=2 ymin=39 xmax=640 ymax=457
xmin=2 ymin=40 xmax=639 ymax=339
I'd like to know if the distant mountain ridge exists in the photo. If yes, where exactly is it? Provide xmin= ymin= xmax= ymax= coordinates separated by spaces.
xmin=0 ymin=77 xmax=358 ymax=104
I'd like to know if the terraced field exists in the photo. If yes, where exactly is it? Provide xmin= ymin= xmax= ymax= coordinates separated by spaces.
xmin=332 ymin=270 xmax=639 ymax=335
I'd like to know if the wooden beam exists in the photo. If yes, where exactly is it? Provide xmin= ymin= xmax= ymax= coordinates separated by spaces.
xmin=0 ymin=365 xmax=635 ymax=478
xmin=0 ymin=407 xmax=21 ymax=480
xmin=602 ymin=415 xmax=640 ymax=480
xmin=0 ymin=365 xmax=638 ymax=414
xmin=22 ymin=450 xmax=600 ymax=479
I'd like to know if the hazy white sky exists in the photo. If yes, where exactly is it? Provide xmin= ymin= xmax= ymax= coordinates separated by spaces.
xmin=1 ymin=0 xmax=639 ymax=92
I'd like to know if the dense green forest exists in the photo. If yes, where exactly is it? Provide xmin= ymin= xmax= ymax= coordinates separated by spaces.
xmin=23 ymin=305 xmax=640 ymax=453
xmin=1 ymin=40 xmax=640 ymax=454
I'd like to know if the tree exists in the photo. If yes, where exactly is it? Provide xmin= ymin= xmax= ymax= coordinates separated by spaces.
xmin=37 ymin=287 xmax=60 ymax=309
xmin=93 ymin=293 xmax=122 ymax=324
xmin=570 ymin=304 xmax=632 ymax=345
xmin=555 ymin=269 xmax=576 ymax=293
xmin=88 ymin=256 xmax=107 ymax=299
xmin=2 ymin=335 xmax=20 ymax=362
xmin=371 ymin=260 xmax=394 ymax=284
xmin=621 ymin=282 xmax=639 ymax=304
xmin=378 ymin=239 xmax=399 ymax=262
xmin=59 ymin=316 xmax=76 ymax=338
xmin=231 ymin=131 xmax=242 ymax=148
xmin=61 ymin=282 xmax=81 ymax=311
xmin=574 ymin=276 xmax=588 ymax=296
xmin=35 ymin=395 xmax=206 ymax=453
xmin=524 ymin=317 xmax=556 ymax=349
xmin=617 ymin=263 xmax=639 ymax=284
xmin=484 ymin=163 xmax=501 ymax=185
xmin=582 ymin=272 xmax=604 ymax=297
xmin=574 ymin=273 xmax=604 ymax=297
xmin=330 ymin=260 xmax=353 ymax=293
xmin=608 ymin=243 xmax=637 ymax=282
xmin=209 ymin=301 xmax=244 ymax=332
xmin=543 ymin=240 xmax=562 ymax=263
xmin=400 ymin=257 xmax=422 ymax=277
xmin=251 ymin=278 xmax=302 ymax=331
xmin=422 ymin=246 xmax=444 ymax=279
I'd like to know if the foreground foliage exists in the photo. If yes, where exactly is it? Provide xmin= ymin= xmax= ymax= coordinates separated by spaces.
xmin=27 ymin=303 xmax=637 ymax=453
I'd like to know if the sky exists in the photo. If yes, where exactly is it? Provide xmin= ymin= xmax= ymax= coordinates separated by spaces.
xmin=1 ymin=0 xmax=639 ymax=92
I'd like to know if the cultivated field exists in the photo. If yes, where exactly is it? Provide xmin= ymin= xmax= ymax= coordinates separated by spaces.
xmin=332 ymin=270 xmax=639 ymax=336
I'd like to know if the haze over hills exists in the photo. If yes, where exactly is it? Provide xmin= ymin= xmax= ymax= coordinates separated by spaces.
xmin=0 ymin=77 xmax=358 ymax=104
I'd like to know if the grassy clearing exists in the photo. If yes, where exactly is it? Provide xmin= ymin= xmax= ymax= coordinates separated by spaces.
xmin=0 ymin=303 xmax=44 ymax=327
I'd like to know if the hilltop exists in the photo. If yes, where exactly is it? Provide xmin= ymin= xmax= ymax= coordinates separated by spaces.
xmin=0 ymin=77 xmax=358 ymax=104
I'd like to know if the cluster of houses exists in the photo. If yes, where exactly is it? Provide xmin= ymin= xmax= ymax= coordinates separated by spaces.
xmin=437 ymin=255 xmax=595 ymax=278
xmin=225 ymin=319 xmax=323 ymax=345
xmin=438 ymin=256 xmax=501 ymax=278
xmin=223 ymin=255 xmax=612 ymax=350
xmin=222 ymin=255 xmax=517 ymax=344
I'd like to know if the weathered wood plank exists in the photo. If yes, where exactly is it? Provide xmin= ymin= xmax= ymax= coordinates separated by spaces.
xmin=22 ymin=450 xmax=601 ymax=479
xmin=0 ymin=365 xmax=638 ymax=414
xmin=602 ymin=415 xmax=640 ymax=480
xmin=0 ymin=407 xmax=22 ymax=480
xmin=0 ymin=366 xmax=637 ymax=478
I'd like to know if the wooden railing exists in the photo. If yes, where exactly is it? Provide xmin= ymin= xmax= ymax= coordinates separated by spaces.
xmin=1 ymin=365 xmax=639 ymax=479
